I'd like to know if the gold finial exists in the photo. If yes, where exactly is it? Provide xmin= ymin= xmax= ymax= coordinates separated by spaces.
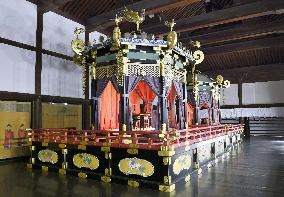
xmin=120 ymin=7 xmax=145 ymax=31
xmin=74 ymin=27 xmax=85 ymax=38
xmin=216 ymin=75 xmax=224 ymax=86
xmin=165 ymin=19 xmax=176 ymax=31
xmin=191 ymin=40 xmax=201 ymax=48
xmin=114 ymin=14 xmax=123 ymax=26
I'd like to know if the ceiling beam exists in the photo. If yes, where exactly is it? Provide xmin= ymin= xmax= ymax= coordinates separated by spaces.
xmin=205 ymin=63 xmax=284 ymax=83
xmin=180 ymin=20 xmax=284 ymax=46
xmin=27 ymin=0 xmax=85 ymax=25
xmin=87 ymin=0 xmax=201 ymax=32
xmin=203 ymin=35 xmax=284 ymax=56
xmin=143 ymin=0 xmax=284 ymax=35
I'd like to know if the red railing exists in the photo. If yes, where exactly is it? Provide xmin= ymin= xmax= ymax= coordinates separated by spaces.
xmin=28 ymin=124 xmax=244 ymax=150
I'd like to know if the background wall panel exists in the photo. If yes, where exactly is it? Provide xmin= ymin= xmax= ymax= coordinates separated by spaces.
xmin=43 ymin=12 xmax=85 ymax=56
xmin=220 ymin=83 xmax=238 ymax=106
xmin=41 ymin=54 xmax=83 ymax=98
xmin=0 ymin=0 xmax=36 ymax=46
xmin=243 ymin=80 xmax=284 ymax=105
xmin=0 ymin=44 xmax=35 ymax=94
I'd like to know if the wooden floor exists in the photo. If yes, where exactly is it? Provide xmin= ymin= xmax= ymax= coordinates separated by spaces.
xmin=0 ymin=136 xmax=284 ymax=197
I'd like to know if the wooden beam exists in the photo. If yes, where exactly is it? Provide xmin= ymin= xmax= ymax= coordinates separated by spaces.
xmin=41 ymin=95 xmax=88 ymax=105
xmin=42 ymin=49 xmax=73 ymax=61
xmin=143 ymin=0 xmax=284 ymax=34
xmin=203 ymin=35 xmax=284 ymax=56
xmin=0 ymin=37 xmax=36 ymax=51
xmin=0 ymin=91 xmax=37 ymax=102
xmin=87 ymin=0 xmax=200 ymax=32
xmin=205 ymin=63 xmax=284 ymax=83
xmin=180 ymin=20 xmax=284 ymax=46
xmin=27 ymin=0 xmax=85 ymax=25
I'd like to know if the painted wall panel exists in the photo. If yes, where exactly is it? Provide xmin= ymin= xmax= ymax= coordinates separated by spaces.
xmin=0 ymin=0 xmax=36 ymax=46
xmin=0 ymin=44 xmax=35 ymax=93
xmin=220 ymin=84 xmax=238 ymax=106
xmin=43 ymin=12 xmax=85 ymax=56
xmin=41 ymin=54 xmax=83 ymax=98
xmin=243 ymin=80 xmax=284 ymax=105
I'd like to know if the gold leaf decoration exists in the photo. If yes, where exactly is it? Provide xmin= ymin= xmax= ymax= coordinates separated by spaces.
xmin=118 ymin=157 xmax=154 ymax=177
xmin=73 ymin=153 xmax=99 ymax=170
xmin=38 ymin=149 xmax=58 ymax=164
xmin=173 ymin=155 xmax=191 ymax=175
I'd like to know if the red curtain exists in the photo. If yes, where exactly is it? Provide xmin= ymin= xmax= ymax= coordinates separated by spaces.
xmin=187 ymin=103 xmax=194 ymax=127
xmin=129 ymin=91 xmax=141 ymax=114
xmin=99 ymin=81 xmax=120 ymax=130
xmin=134 ymin=81 xmax=156 ymax=113
xmin=168 ymin=84 xmax=177 ymax=128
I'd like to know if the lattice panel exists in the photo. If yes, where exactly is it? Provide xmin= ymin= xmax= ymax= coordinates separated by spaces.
xmin=96 ymin=65 xmax=117 ymax=79
xmin=127 ymin=63 xmax=160 ymax=77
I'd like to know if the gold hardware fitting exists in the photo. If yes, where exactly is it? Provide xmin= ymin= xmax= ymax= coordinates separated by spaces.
xmin=160 ymin=145 xmax=174 ymax=151
xmin=128 ymin=180 xmax=139 ymax=188
xmin=127 ymin=148 xmax=138 ymax=155
xmin=43 ymin=139 xmax=49 ymax=143
xmin=78 ymin=172 xmax=87 ymax=179
xmin=163 ymin=157 xmax=171 ymax=165
xmin=42 ymin=142 xmax=48 ymax=147
xmin=101 ymin=147 xmax=110 ymax=152
xmin=78 ymin=145 xmax=86 ymax=150
xmin=31 ymin=146 xmax=36 ymax=151
xmin=101 ymin=176 xmax=111 ymax=183
xmin=62 ymin=149 xmax=68 ymax=154
xmin=185 ymin=175 xmax=190 ymax=183
xmin=105 ymin=168 xmax=112 ymax=176
xmin=27 ymin=141 xmax=32 ymax=146
xmin=159 ymin=184 xmax=176 ymax=192
xmin=129 ymin=144 xmax=139 ymax=149
xmin=102 ymin=142 xmax=111 ymax=147
xmin=59 ymin=144 xmax=66 ymax=149
xmin=105 ymin=152 xmax=109 ymax=159
xmin=80 ymin=141 xmax=88 ymax=145
xmin=59 ymin=169 xmax=66 ymax=175
xmin=158 ymin=150 xmax=175 ymax=157
xmin=42 ymin=166 xmax=48 ymax=172
xmin=198 ymin=168 xmax=202 ymax=175
xmin=31 ymin=158 xmax=35 ymax=164
xmin=164 ymin=176 xmax=172 ymax=184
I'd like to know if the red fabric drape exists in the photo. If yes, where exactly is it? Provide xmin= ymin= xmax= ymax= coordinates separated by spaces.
xmin=129 ymin=91 xmax=141 ymax=114
xmin=99 ymin=81 xmax=120 ymax=130
xmin=167 ymin=85 xmax=178 ymax=128
xmin=134 ymin=81 xmax=156 ymax=113
xmin=187 ymin=103 xmax=194 ymax=127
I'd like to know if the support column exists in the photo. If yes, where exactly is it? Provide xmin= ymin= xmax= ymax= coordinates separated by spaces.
xmin=82 ymin=29 xmax=90 ymax=130
xmin=183 ymin=83 xmax=188 ymax=129
xmin=119 ymin=76 xmax=128 ymax=131
xmin=32 ymin=8 xmax=43 ymax=129
xmin=159 ymin=77 xmax=168 ymax=132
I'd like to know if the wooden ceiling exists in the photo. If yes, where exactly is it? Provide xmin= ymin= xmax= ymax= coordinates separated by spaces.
xmin=29 ymin=0 xmax=284 ymax=83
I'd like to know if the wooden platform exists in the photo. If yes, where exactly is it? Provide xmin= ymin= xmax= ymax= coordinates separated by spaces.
xmin=27 ymin=124 xmax=244 ymax=192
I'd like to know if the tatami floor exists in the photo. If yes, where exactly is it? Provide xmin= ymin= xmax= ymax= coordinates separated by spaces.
xmin=0 ymin=136 xmax=283 ymax=197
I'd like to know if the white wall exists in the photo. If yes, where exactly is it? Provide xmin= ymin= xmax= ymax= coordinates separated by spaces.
xmin=0 ymin=0 xmax=36 ymax=46
xmin=43 ymin=12 xmax=85 ymax=56
xmin=42 ymin=54 xmax=83 ymax=98
xmin=243 ymin=80 xmax=284 ymax=105
xmin=220 ymin=84 xmax=238 ymax=106
xmin=0 ymin=44 xmax=35 ymax=93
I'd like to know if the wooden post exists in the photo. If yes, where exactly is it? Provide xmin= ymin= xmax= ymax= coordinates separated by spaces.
xmin=82 ymin=29 xmax=90 ymax=130
xmin=32 ymin=8 xmax=43 ymax=129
